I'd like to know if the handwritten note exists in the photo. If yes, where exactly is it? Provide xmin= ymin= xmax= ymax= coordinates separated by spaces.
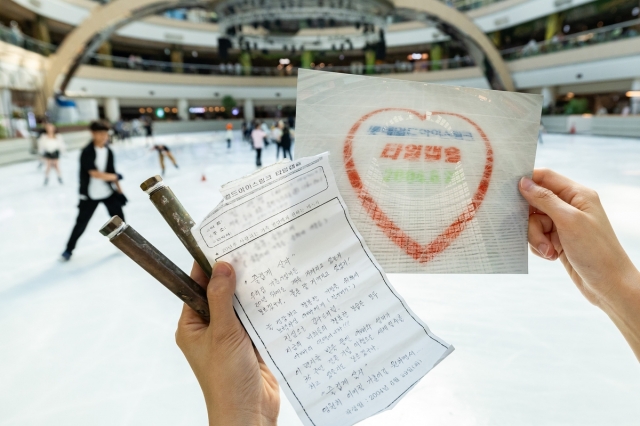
xmin=193 ymin=153 xmax=453 ymax=426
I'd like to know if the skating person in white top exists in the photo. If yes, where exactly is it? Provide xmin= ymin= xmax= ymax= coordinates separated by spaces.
xmin=61 ymin=120 xmax=126 ymax=262
xmin=37 ymin=122 xmax=66 ymax=185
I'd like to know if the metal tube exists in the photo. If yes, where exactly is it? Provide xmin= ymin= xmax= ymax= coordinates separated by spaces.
xmin=99 ymin=216 xmax=210 ymax=322
xmin=140 ymin=175 xmax=212 ymax=278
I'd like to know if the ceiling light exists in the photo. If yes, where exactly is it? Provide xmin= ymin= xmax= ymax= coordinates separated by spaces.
xmin=626 ymin=91 xmax=640 ymax=98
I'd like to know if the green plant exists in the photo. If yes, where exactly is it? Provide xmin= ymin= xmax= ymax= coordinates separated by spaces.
xmin=564 ymin=98 xmax=589 ymax=115
xmin=0 ymin=122 xmax=7 ymax=139
xmin=221 ymin=95 xmax=237 ymax=117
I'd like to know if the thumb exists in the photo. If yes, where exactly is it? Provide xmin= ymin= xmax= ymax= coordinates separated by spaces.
xmin=207 ymin=262 xmax=239 ymax=332
xmin=519 ymin=176 xmax=574 ymax=226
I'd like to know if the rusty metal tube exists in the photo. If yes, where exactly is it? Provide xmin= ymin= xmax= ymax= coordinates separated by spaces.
xmin=140 ymin=175 xmax=212 ymax=278
xmin=99 ymin=215 xmax=210 ymax=322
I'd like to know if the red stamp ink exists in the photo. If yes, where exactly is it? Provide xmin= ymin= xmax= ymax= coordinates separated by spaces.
xmin=343 ymin=108 xmax=494 ymax=264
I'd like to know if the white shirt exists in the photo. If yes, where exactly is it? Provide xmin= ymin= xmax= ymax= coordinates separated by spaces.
xmin=88 ymin=146 xmax=113 ymax=200
xmin=225 ymin=129 xmax=233 ymax=139
xmin=37 ymin=134 xmax=65 ymax=154
xmin=271 ymin=127 xmax=282 ymax=142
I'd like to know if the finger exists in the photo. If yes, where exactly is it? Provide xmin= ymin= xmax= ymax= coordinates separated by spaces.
xmin=519 ymin=176 xmax=576 ymax=227
xmin=528 ymin=213 xmax=557 ymax=260
xmin=190 ymin=261 xmax=209 ymax=289
xmin=207 ymin=262 xmax=239 ymax=332
xmin=178 ymin=301 xmax=206 ymax=328
xmin=531 ymin=168 xmax=584 ymax=206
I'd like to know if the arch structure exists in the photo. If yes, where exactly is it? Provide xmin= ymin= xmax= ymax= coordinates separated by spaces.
xmin=45 ymin=0 xmax=514 ymax=100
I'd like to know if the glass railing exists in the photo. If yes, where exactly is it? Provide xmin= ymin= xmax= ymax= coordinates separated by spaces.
xmin=2 ymin=17 xmax=640 ymax=77
xmin=445 ymin=0 xmax=508 ymax=12
xmin=0 ymin=24 xmax=57 ymax=56
xmin=88 ymin=53 xmax=476 ymax=76
xmin=500 ymin=18 xmax=640 ymax=60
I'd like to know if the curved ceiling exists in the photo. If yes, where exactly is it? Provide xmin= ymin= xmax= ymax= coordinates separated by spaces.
xmin=9 ymin=0 xmax=597 ymax=49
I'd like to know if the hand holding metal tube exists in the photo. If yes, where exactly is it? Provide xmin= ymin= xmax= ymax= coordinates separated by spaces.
xmin=99 ymin=216 xmax=210 ymax=322
xmin=140 ymin=175 xmax=213 ymax=277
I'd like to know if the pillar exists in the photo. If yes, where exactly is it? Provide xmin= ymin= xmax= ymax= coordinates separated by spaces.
xmin=171 ymin=47 xmax=184 ymax=74
xmin=243 ymin=99 xmax=255 ymax=121
xmin=177 ymin=98 xmax=189 ymax=121
xmin=431 ymin=44 xmax=443 ymax=71
xmin=541 ymin=86 xmax=556 ymax=112
xmin=104 ymin=97 xmax=120 ymax=122
xmin=490 ymin=31 xmax=501 ymax=48
xmin=301 ymin=50 xmax=313 ymax=69
xmin=33 ymin=15 xmax=52 ymax=55
xmin=239 ymin=51 xmax=252 ymax=76
xmin=364 ymin=49 xmax=376 ymax=74
xmin=0 ymin=89 xmax=13 ymax=138
xmin=631 ymin=79 xmax=640 ymax=115
xmin=545 ymin=13 xmax=561 ymax=40
xmin=97 ymin=41 xmax=113 ymax=68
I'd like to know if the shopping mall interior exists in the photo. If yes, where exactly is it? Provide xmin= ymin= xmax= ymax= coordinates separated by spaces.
xmin=1 ymin=0 xmax=640 ymax=425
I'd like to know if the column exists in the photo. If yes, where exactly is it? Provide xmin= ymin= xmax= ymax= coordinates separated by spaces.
xmin=104 ymin=97 xmax=120 ymax=122
xmin=0 ymin=89 xmax=13 ymax=138
xmin=33 ymin=15 xmax=52 ymax=55
xmin=239 ymin=51 xmax=252 ymax=76
xmin=545 ymin=13 xmax=560 ymax=40
xmin=177 ymin=98 xmax=189 ymax=121
xmin=171 ymin=46 xmax=184 ymax=74
xmin=541 ymin=86 xmax=556 ymax=113
xmin=631 ymin=78 xmax=640 ymax=115
xmin=243 ymin=99 xmax=254 ymax=121
xmin=97 ymin=41 xmax=113 ymax=68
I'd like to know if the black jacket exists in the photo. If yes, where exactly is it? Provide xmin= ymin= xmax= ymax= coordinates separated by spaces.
xmin=79 ymin=141 xmax=116 ymax=199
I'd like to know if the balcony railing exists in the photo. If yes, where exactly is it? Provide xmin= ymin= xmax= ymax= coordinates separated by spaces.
xmin=0 ymin=24 xmax=57 ymax=56
xmin=2 ymin=18 xmax=640 ymax=78
xmin=500 ymin=18 xmax=640 ymax=60
xmin=86 ymin=53 xmax=475 ymax=76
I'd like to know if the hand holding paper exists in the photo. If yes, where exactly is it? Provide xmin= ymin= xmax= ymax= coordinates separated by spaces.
xmin=176 ymin=261 xmax=281 ymax=426
xmin=192 ymin=153 xmax=453 ymax=426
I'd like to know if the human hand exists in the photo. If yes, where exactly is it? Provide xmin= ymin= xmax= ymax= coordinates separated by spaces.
xmin=519 ymin=168 xmax=639 ymax=307
xmin=176 ymin=262 xmax=280 ymax=426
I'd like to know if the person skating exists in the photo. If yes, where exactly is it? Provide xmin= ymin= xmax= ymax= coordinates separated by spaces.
xmin=225 ymin=122 xmax=233 ymax=148
xmin=37 ymin=122 xmax=66 ymax=185
xmin=152 ymin=144 xmax=179 ymax=175
xmin=251 ymin=123 xmax=266 ymax=167
xmin=280 ymin=124 xmax=293 ymax=160
xmin=61 ymin=121 xmax=127 ymax=261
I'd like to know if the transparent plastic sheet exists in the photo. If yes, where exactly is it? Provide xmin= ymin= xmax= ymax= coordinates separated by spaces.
xmin=295 ymin=69 xmax=542 ymax=274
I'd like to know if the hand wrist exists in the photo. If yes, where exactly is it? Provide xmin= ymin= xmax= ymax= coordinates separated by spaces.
xmin=209 ymin=408 xmax=277 ymax=426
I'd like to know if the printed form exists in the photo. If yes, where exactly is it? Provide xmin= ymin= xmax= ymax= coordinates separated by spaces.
xmin=193 ymin=153 xmax=453 ymax=426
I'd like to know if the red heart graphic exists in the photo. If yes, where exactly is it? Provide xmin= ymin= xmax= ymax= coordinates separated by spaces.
xmin=343 ymin=108 xmax=494 ymax=264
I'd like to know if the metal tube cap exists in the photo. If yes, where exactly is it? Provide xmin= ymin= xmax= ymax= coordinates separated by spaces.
xmin=140 ymin=175 xmax=164 ymax=193
xmin=99 ymin=216 xmax=126 ymax=239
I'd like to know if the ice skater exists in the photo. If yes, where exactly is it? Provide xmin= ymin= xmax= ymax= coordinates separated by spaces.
xmin=153 ymin=144 xmax=179 ymax=175
xmin=251 ymin=123 xmax=266 ymax=167
xmin=37 ymin=122 xmax=65 ymax=185
xmin=225 ymin=122 xmax=233 ymax=148
xmin=61 ymin=121 xmax=127 ymax=262
xmin=143 ymin=116 xmax=154 ymax=145
xmin=280 ymin=124 xmax=293 ymax=160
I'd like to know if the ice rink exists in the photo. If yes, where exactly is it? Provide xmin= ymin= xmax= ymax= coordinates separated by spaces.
xmin=1 ymin=131 xmax=640 ymax=426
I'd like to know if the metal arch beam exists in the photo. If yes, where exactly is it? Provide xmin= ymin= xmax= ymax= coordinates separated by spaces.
xmin=45 ymin=0 xmax=207 ymax=99
xmin=392 ymin=0 xmax=514 ymax=91
xmin=46 ymin=0 xmax=515 ymax=99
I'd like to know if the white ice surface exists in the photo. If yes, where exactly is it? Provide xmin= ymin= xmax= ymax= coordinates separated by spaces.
xmin=1 ymin=132 xmax=639 ymax=425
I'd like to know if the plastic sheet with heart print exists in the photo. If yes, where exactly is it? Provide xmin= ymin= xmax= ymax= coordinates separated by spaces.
xmin=295 ymin=69 xmax=542 ymax=274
